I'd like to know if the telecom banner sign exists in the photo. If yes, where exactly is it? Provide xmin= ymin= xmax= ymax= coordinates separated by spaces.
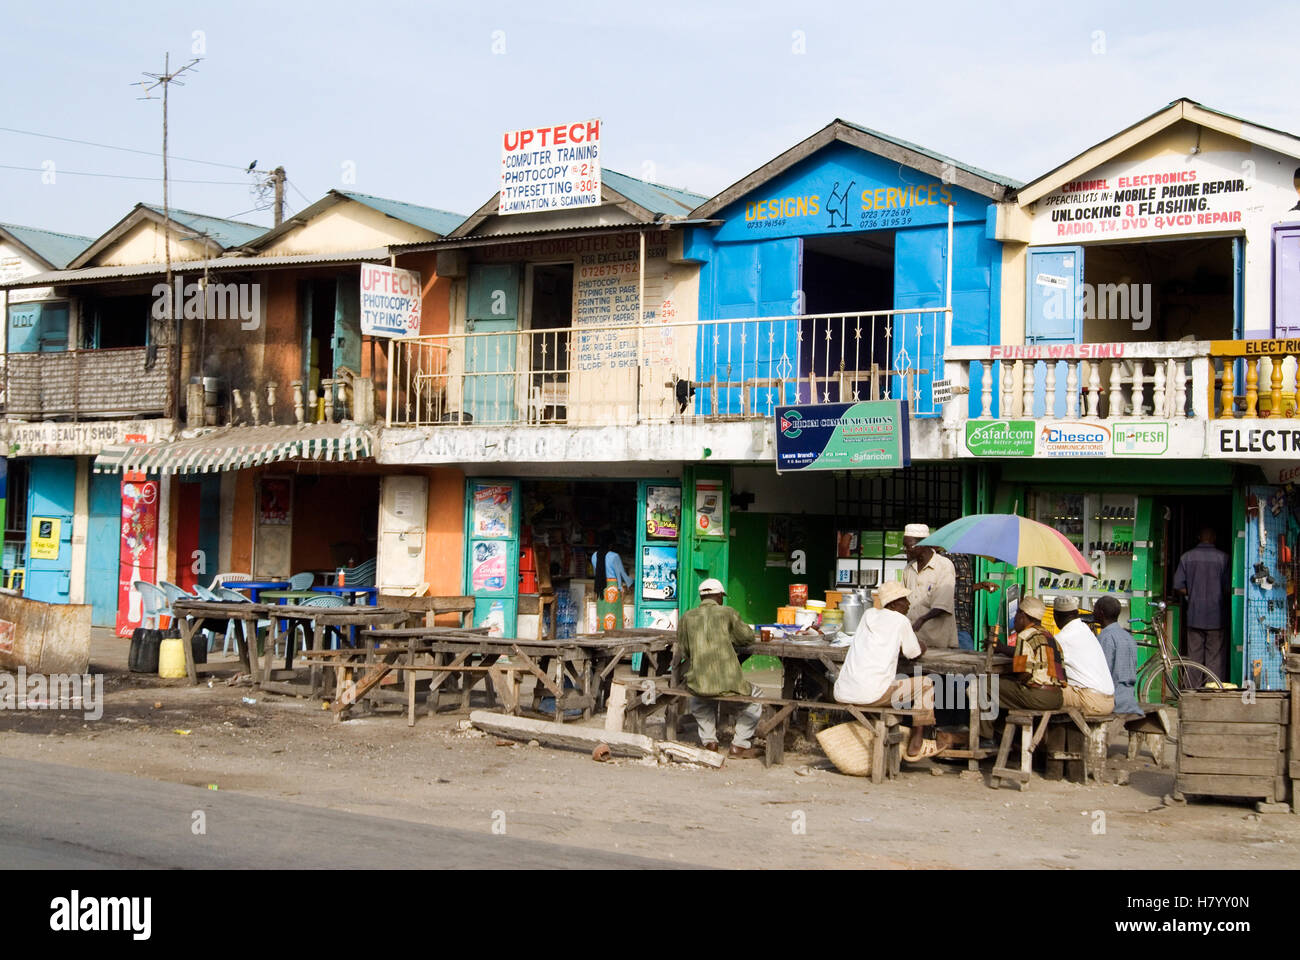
xmin=499 ymin=119 xmax=601 ymax=215
xmin=360 ymin=263 xmax=422 ymax=337
xmin=775 ymin=401 xmax=910 ymax=473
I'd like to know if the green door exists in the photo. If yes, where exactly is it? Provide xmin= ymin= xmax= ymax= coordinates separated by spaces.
xmin=679 ymin=466 xmax=730 ymax=619
xmin=636 ymin=480 xmax=682 ymax=629
xmin=464 ymin=264 xmax=519 ymax=424
xmin=463 ymin=479 xmax=520 ymax=637
xmin=333 ymin=275 xmax=362 ymax=376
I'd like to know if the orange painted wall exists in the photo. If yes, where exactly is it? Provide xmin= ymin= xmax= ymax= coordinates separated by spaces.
xmin=261 ymin=270 xmax=302 ymax=399
xmin=230 ymin=470 xmax=256 ymax=573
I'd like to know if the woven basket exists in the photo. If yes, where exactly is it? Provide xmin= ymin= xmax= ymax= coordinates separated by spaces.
xmin=816 ymin=721 xmax=877 ymax=777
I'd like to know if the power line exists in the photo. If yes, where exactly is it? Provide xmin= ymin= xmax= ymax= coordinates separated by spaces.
xmin=287 ymin=178 xmax=315 ymax=205
xmin=0 ymin=162 xmax=247 ymax=184
xmin=0 ymin=124 xmax=249 ymax=171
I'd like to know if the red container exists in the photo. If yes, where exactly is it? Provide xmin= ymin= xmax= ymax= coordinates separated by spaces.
xmin=789 ymin=583 xmax=808 ymax=606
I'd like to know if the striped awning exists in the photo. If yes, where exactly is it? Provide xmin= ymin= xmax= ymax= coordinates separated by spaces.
xmin=93 ymin=423 xmax=375 ymax=475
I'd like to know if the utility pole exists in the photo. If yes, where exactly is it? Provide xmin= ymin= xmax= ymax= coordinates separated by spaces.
xmin=138 ymin=53 xmax=200 ymax=410
xmin=273 ymin=166 xmax=286 ymax=226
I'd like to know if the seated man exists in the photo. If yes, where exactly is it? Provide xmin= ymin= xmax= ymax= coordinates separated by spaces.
xmin=1092 ymin=595 xmax=1142 ymax=716
xmin=982 ymin=596 xmax=1066 ymax=738
xmin=1051 ymin=596 xmax=1115 ymax=716
xmin=834 ymin=580 xmax=949 ymax=761
xmin=679 ymin=578 xmax=763 ymax=759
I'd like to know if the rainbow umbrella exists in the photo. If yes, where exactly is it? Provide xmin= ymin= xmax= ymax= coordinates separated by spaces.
xmin=919 ymin=513 xmax=1096 ymax=576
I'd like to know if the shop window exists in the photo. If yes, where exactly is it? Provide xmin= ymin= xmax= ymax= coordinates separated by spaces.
xmin=833 ymin=466 xmax=961 ymax=586
xmin=81 ymin=295 xmax=150 ymax=349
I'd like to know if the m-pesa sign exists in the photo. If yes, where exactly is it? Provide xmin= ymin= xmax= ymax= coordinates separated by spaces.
xmin=499 ymin=120 xmax=601 ymax=215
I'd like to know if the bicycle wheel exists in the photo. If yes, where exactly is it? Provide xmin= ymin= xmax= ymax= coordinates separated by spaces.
xmin=1139 ymin=658 xmax=1224 ymax=704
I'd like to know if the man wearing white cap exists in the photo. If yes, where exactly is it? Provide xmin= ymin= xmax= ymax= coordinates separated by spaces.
xmin=1052 ymin=597 xmax=1116 ymax=716
xmin=902 ymin=523 xmax=958 ymax=649
xmin=678 ymin=578 xmax=764 ymax=759
xmin=835 ymin=579 xmax=950 ymax=760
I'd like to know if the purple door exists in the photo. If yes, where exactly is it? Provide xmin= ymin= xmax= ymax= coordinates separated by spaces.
xmin=1274 ymin=226 xmax=1300 ymax=336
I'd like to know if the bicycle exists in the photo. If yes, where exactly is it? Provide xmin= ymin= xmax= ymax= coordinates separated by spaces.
xmin=1130 ymin=600 xmax=1223 ymax=704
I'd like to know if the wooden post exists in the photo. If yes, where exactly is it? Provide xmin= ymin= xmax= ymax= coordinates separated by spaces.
xmin=1245 ymin=358 xmax=1259 ymax=418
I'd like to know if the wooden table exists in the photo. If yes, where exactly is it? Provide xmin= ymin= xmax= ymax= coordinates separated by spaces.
xmin=356 ymin=628 xmax=676 ymax=724
xmin=171 ymin=600 xmax=276 ymax=684
xmin=736 ymin=640 xmax=1010 ymax=770
xmin=263 ymin=605 xmax=410 ymax=696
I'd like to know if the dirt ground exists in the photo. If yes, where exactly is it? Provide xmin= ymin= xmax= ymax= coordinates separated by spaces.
xmin=1 ymin=631 xmax=1297 ymax=869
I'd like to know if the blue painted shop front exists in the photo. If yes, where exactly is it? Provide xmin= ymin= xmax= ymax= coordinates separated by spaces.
xmin=684 ymin=139 xmax=1005 ymax=418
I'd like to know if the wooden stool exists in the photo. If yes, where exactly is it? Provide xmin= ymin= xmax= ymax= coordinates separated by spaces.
xmin=1125 ymin=707 xmax=1173 ymax=767
xmin=991 ymin=709 xmax=1092 ymax=790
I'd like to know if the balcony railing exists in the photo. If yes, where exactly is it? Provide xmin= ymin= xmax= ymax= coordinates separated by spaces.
xmin=386 ymin=309 xmax=949 ymax=428
xmin=946 ymin=339 xmax=1300 ymax=421
xmin=1 ymin=346 xmax=174 ymax=419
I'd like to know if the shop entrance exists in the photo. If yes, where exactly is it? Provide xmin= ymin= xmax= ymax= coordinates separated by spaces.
xmin=522 ymin=479 xmax=639 ymax=634
xmin=1160 ymin=492 xmax=1233 ymax=665
xmin=291 ymin=473 xmax=379 ymax=574
xmin=833 ymin=465 xmax=962 ymax=587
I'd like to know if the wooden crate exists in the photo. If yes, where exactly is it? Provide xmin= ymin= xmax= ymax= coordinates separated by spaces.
xmin=1175 ymin=691 xmax=1290 ymax=804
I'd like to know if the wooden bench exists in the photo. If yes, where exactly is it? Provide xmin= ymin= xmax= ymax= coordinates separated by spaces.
xmin=1126 ymin=705 xmax=1174 ymax=767
xmin=990 ymin=709 xmax=1093 ymax=790
xmin=610 ymin=676 xmax=925 ymax=781
xmin=1044 ymin=714 xmax=1118 ymax=785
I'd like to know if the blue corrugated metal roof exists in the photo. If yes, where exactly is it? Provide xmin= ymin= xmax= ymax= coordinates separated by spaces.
xmin=602 ymin=169 xmax=708 ymax=217
xmin=141 ymin=205 xmax=265 ymax=248
xmin=839 ymin=120 xmax=1023 ymax=189
xmin=337 ymin=191 xmax=466 ymax=236
xmin=0 ymin=222 xmax=94 ymax=269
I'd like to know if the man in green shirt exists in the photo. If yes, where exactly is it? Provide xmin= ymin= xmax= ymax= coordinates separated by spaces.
xmin=679 ymin=578 xmax=763 ymax=758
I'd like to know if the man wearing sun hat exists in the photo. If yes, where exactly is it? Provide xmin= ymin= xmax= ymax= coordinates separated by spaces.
xmin=678 ymin=577 xmax=764 ymax=759
xmin=835 ymin=579 xmax=952 ymax=760
xmin=901 ymin=522 xmax=958 ymax=649
xmin=1052 ymin=596 xmax=1116 ymax=716
xmin=981 ymin=595 xmax=1069 ymax=738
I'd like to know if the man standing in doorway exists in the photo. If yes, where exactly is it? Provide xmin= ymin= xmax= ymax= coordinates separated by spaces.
xmin=678 ymin=578 xmax=764 ymax=759
xmin=1173 ymin=527 xmax=1230 ymax=680
xmin=902 ymin=523 xmax=958 ymax=649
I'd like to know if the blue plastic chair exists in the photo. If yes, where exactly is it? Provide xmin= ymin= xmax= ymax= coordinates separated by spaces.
xmin=132 ymin=581 xmax=171 ymax=631
xmin=341 ymin=558 xmax=376 ymax=587
xmin=159 ymin=580 xmax=195 ymax=607
xmin=295 ymin=594 xmax=349 ymax=651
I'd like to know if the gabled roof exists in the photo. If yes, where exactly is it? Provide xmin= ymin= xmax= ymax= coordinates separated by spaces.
xmin=447 ymin=169 xmax=707 ymax=239
xmin=600 ymin=170 xmax=706 ymax=217
xmin=245 ymin=190 xmax=465 ymax=250
xmin=0 ymin=222 xmax=94 ymax=269
xmin=69 ymin=203 xmax=264 ymax=268
xmin=1016 ymin=98 xmax=1300 ymax=205
xmin=690 ymin=119 xmax=1020 ymax=219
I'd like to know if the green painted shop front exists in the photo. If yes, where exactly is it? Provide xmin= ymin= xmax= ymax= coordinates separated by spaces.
xmin=964 ymin=459 xmax=1246 ymax=686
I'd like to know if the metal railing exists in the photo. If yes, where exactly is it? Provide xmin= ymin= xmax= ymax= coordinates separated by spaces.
xmin=386 ymin=309 xmax=950 ymax=427
xmin=1 ymin=346 xmax=174 ymax=419
xmin=946 ymin=338 xmax=1300 ymax=421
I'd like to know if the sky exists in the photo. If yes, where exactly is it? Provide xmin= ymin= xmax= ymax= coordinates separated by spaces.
xmin=3 ymin=0 xmax=1299 ymax=240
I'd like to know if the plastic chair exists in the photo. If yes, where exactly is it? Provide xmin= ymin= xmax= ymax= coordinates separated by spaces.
xmin=341 ymin=558 xmax=376 ymax=587
xmin=294 ymin=594 xmax=349 ymax=651
xmin=212 ymin=587 xmax=268 ymax=656
xmin=133 ymin=581 xmax=171 ymax=630
xmin=288 ymin=571 xmax=315 ymax=590
xmin=210 ymin=572 xmax=252 ymax=590
xmin=193 ymin=584 xmax=219 ymax=601
xmin=159 ymin=580 xmax=195 ymax=607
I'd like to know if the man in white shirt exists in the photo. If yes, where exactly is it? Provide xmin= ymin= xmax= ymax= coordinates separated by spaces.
xmin=834 ymin=580 xmax=948 ymax=761
xmin=901 ymin=523 xmax=958 ymax=648
xmin=1051 ymin=596 xmax=1115 ymax=716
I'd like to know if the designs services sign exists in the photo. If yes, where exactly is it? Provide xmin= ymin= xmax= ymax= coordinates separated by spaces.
xmin=964 ymin=420 xmax=1035 ymax=457
xmin=775 ymin=401 xmax=910 ymax=473
xmin=360 ymin=263 xmax=422 ymax=337
xmin=499 ymin=120 xmax=601 ymax=215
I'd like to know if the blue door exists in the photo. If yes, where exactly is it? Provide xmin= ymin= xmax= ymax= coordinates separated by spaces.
xmin=464 ymin=264 xmax=520 ymax=423
xmin=701 ymin=239 xmax=802 ymax=414
xmin=1025 ymin=246 xmax=1084 ymax=417
xmin=86 ymin=473 xmax=121 ymax=626
xmin=333 ymin=276 xmax=362 ymax=375
xmin=25 ymin=458 xmax=76 ymax=605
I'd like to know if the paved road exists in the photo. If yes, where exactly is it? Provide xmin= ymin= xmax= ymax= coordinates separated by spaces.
xmin=0 ymin=756 xmax=685 ymax=869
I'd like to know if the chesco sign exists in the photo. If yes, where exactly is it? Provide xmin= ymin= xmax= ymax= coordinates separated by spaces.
xmin=1210 ymin=422 xmax=1300 ymax=458
xmin=1039 ymin=421 xmax=1110 ymax=457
